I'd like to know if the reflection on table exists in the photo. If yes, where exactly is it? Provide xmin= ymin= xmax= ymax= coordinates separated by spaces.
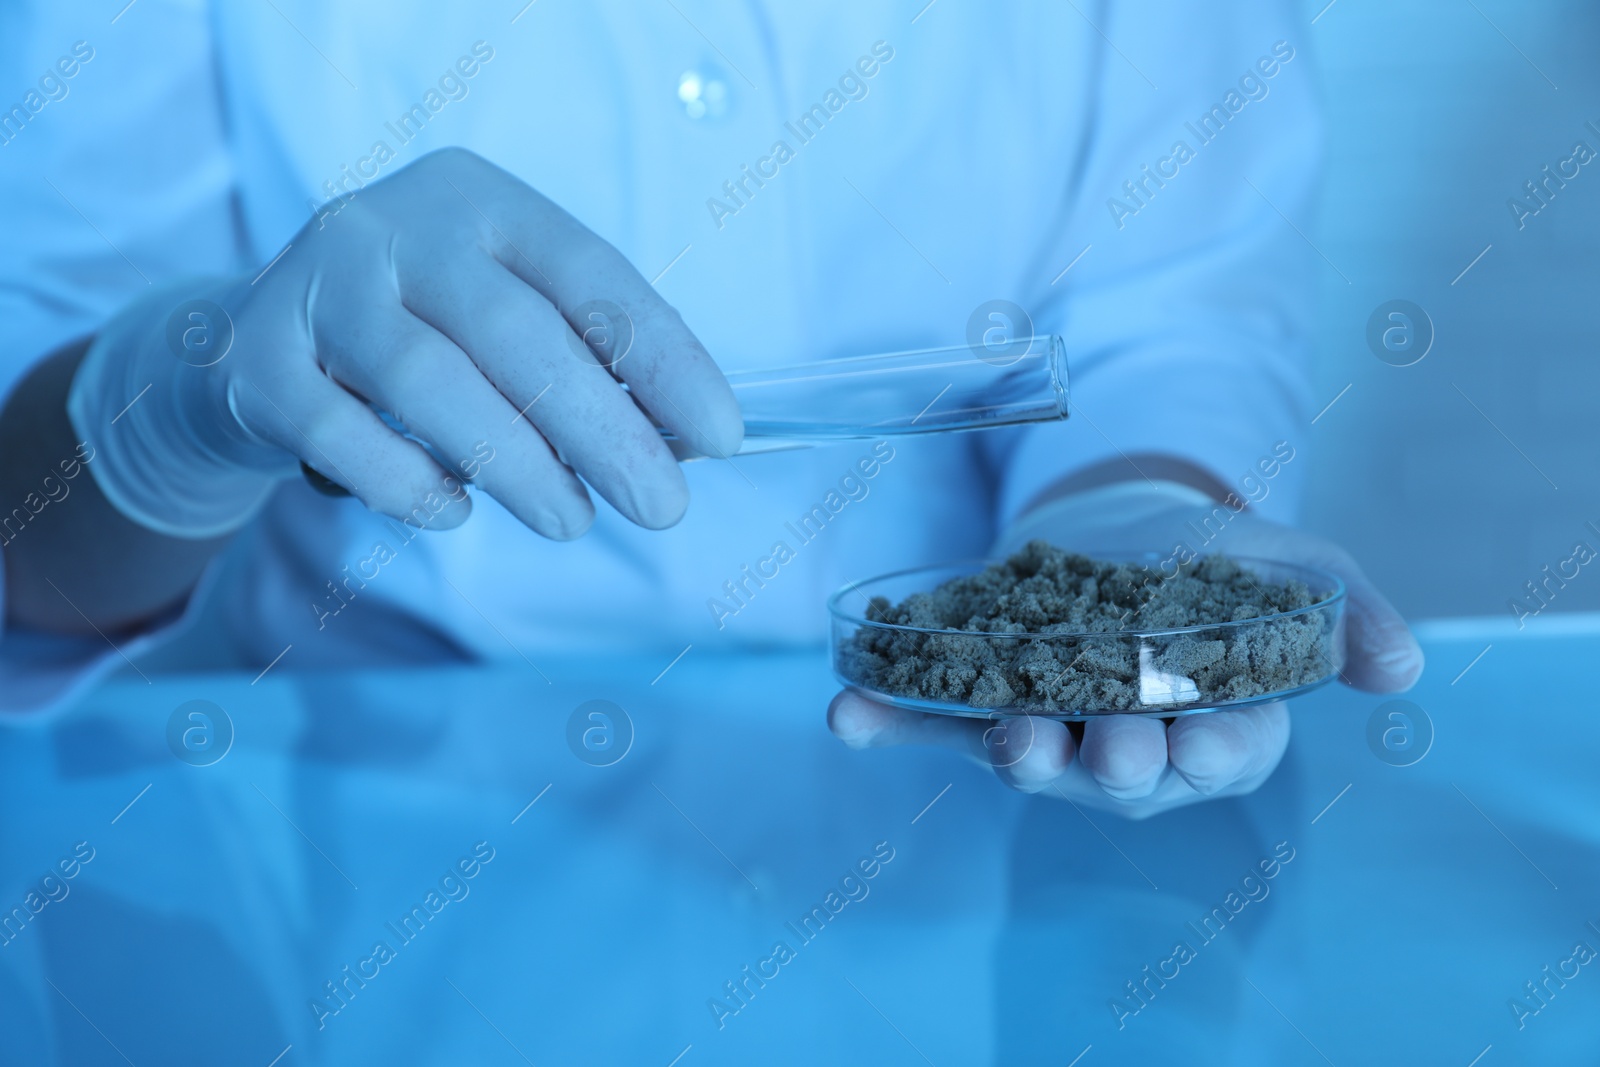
xmin=0 ymin=618 xmax=1595 ymax=1065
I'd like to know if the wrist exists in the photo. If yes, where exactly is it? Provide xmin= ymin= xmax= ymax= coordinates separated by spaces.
xmin=68 ymin=279 xmax=295 ymax=538
xmin=994 ymin=479 xmax=1218 ymax=558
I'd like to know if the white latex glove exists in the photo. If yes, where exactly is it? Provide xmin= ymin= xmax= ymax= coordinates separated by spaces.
xmin=69 ymin=148 xmax=742 ymax=539
xmin=828 ymin=480 xmax=1424 ymax=819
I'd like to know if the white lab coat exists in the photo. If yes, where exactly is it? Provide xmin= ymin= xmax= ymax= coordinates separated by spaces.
xmin=0 ymin=0 xmax=1318 ymax=707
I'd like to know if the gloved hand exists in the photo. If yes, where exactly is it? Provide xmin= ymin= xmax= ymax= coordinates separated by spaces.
xmin=828 ymin=480 xmax=1424 ymax=819
xmin=69 ymin=147 xmax=742 ymax=540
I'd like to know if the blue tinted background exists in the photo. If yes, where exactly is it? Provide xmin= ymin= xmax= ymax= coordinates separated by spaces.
xmin=1303 ymin=0 xmax=1600 ymax=618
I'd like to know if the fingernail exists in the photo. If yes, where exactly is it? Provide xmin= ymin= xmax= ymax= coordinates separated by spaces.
xmin=710 ymin=415 xmax=746 ymax=460
xmin=1375 ymin=642 xmax=1423 ymax=671
xmin=830 ymin=714 xmax=881 ymax=750
xmin=831 ymin=720 xmax=873 ymax=748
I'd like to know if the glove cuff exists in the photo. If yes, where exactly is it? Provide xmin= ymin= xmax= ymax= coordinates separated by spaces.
xmin=67 ymin=282 xmax=296 ymax=539
xmin=993 ymin=479 xmax=1218 ymax=558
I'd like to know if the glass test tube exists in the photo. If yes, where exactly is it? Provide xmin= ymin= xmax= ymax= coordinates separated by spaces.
xmin=672 ymin=334 xmax=1069 ymax=458
xmin=303 ymin=335 xmax=1070 ymax=491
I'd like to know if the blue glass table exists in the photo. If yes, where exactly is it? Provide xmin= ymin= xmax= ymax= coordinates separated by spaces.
xmin=1 ymin=618 xmax=1595 ymax=1064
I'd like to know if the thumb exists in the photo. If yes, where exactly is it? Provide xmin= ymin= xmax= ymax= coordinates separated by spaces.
xmin=1327 ymin=557 xmax=1424 ymax=692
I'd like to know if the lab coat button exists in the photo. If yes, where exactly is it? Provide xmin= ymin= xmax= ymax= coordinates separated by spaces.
xmin=678 ymin=67 xmax=730 ymax=120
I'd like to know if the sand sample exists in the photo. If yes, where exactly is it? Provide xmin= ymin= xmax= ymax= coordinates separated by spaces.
xmin=837 ymin=541 xmax=1336 ymax=713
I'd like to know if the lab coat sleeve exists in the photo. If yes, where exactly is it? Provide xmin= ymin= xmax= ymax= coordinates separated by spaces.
xmin=988 ymin=0 xmax=1322 ymax=529
xmin=0 ymin=0 xmax=242 ymax=714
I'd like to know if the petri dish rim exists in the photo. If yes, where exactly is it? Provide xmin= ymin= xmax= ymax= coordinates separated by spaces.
xmin=827 ymin=551 xmax=1348 ymax=640
xmin=833 ymin=673 xmax=1345 ymax=720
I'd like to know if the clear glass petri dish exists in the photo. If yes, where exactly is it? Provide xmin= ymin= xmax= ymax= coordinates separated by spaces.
xmin=829 ymin=553 xmax=1347 ymax=719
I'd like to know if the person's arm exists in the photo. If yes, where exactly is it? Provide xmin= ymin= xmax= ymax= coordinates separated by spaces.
xmin=0 ymin=338 xmax=230 ymax=635
xmin=0 ymin=3 xmax=245 ymax=648
xmin=10 ymin=148 xmax=741 ymax=641
xmin=828 ymin=0 xmax=1419 ymax=818
xmin=830 ymin=460 xmax=1423 ymax=819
